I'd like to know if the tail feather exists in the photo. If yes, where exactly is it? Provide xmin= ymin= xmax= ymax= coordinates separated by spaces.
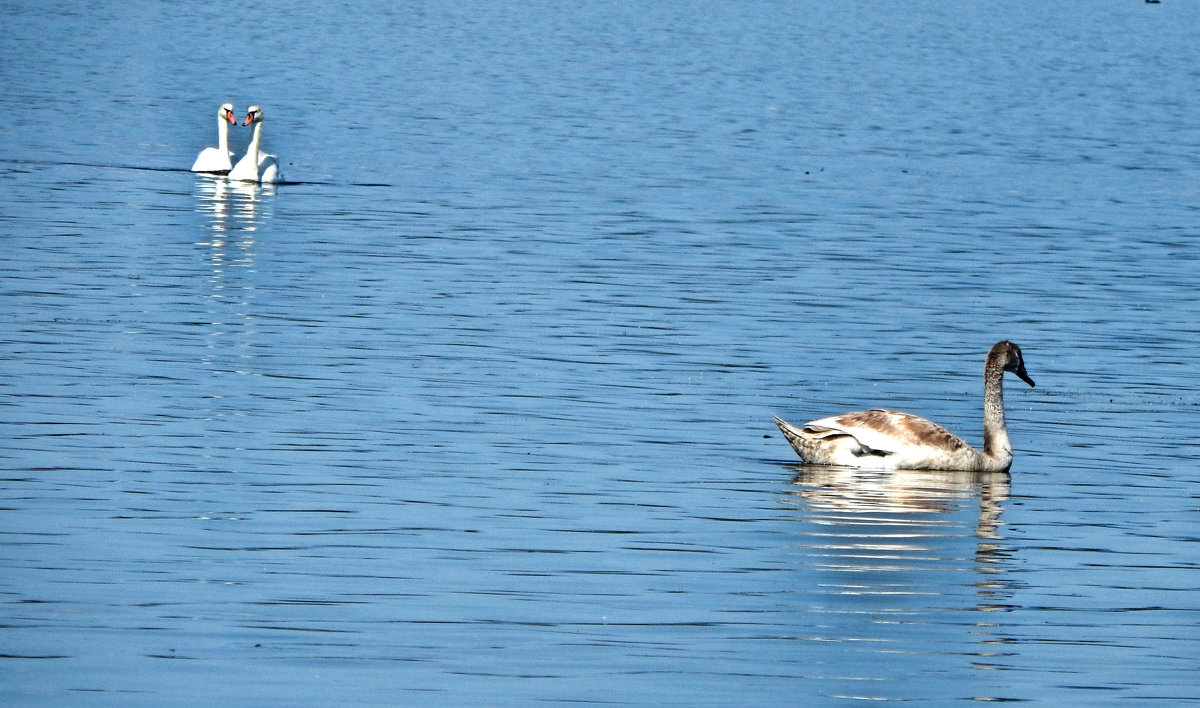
xmin=773 ymin=416 xmax=812 ymax=461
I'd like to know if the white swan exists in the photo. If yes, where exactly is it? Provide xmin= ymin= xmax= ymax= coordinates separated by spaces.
xmin=774 ymin=341 xmax=1035 ymax=472
xmin=191 ymin=103 xmax=237 ymax=173
xmin=229 ymin=105 xmax=281 ymax=183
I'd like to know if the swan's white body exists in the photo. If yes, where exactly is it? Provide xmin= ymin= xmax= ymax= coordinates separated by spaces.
xmin=191 ymin=103 xmax=237 ymax=173
xmin=774 ymin=341 xmax=1035 ymax=473
xmin=230 ymin=105 xmax=282 ymax=183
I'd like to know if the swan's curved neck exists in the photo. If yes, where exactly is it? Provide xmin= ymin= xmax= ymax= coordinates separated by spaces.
xmin=246 ymin=121 xmax=262 ymax=163
xmin=217 ymin=116 xmax=230 ymax=154
xmin=981 ymin=356 xmax=1011 ymax=462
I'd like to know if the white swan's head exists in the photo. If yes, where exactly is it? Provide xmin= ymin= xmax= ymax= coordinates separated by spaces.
xmin=219 ymin=103 xmax=236 ymax=125
xmin=243 ymin=106 xmax=264 ymax=126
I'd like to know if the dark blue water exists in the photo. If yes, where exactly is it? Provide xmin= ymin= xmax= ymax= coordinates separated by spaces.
xmin=3 ymin=1 xmax=1199 ymax=705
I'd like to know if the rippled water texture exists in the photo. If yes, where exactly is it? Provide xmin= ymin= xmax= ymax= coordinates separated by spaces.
xmin=2 ymin=1 xmax=1199 ymax=705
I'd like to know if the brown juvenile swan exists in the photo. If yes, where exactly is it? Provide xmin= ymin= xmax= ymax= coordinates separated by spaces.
xmin=774 ymin=341 xmax=1034 ymax=472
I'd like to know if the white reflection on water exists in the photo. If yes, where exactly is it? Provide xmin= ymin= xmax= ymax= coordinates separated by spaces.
xmin=787 ymin=466 xmax=1008 ymax=529
xmin=195 ymin=175 xmax=273 ymax=235
xmin=785 ymin=465 xmax=1011 ymax=592
xmin=195 ymin=176 xmax=266 ymax=289
xmin=788 ymin=466 xmax=1008 ymax=516
xmin=782 ymin=466 xmax=1020 ymax=702
xmin=194 ymin=176 xmax=265 ymax=381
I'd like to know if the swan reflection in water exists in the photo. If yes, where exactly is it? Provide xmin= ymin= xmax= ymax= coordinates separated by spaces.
xmin=786 ymin=465 xmax=1009 ymax=538
xmin=193 ymin=176 xmax=268 ymax=384
xmin=784 ymin=464 xmax=1013 ymax=600
xmin=784 ymin=465 xmax=1020 ymax=700
xmin=194 ymin=176 xmax=270 ymax=297
xmin=195 ymin=174 xmax=274 ymax=236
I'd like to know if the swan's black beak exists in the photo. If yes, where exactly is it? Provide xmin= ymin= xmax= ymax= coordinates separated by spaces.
xmin=1015 ymin=363 xmax=1035 ymax=388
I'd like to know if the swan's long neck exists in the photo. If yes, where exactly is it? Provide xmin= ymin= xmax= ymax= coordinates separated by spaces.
xmin=247 ymin=121 xmax=262 ymax=165
xmin=980 ymin=355 xmax=1011 ymax=464
xmin=217 ymin=116 xmax=230 ymax=155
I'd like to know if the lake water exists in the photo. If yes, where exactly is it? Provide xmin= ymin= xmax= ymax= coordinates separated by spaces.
xmin=2 ymin=1 xmax=1199 ymax=705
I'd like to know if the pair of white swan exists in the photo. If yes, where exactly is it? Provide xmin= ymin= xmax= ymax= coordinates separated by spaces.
xmin=191 ymin=103 xmax=281 ymax=183
xmin=775 ymin=341 xmax=1035 ymax=473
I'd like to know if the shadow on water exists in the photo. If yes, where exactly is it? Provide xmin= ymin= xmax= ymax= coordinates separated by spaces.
xmin=0 ymin=158 xmax=389 ymax=187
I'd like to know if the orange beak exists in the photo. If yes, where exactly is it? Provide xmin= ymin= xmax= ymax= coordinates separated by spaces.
xmin=224 ymin=110 xmax=236 ymax=124
xmin=243 ymin=113 xmax=254 ymax=125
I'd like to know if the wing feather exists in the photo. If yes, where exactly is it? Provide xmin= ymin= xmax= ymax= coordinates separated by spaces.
xmin=806 ymin=409 xmax=969 ymax=456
